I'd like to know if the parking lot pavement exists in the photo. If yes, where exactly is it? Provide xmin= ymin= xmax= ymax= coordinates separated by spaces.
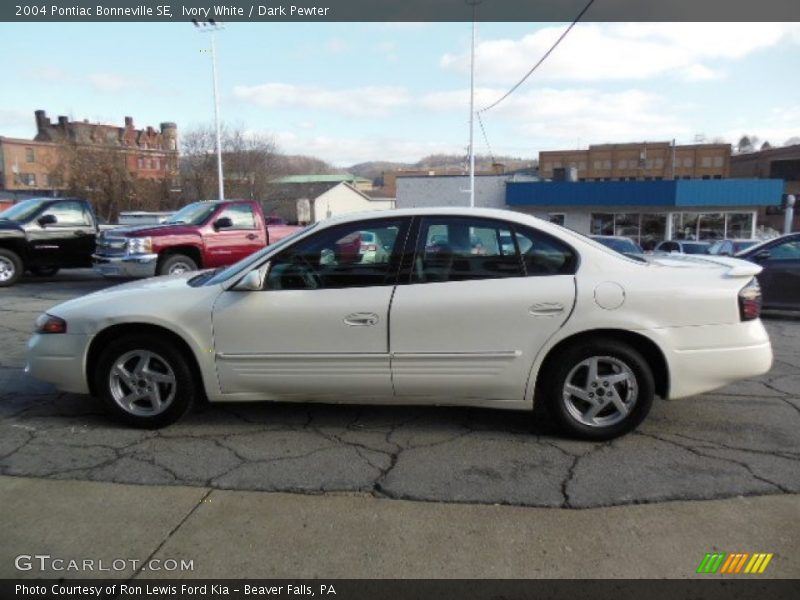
xmin=2 ymin=475 xmax=799 ymax=578
xmin=0 ymin=270 xmax=799 ymax=508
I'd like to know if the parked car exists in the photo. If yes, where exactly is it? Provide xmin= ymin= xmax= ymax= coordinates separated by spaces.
xmin=92 ymin=199 xmax=302 ymax=278
xmin=0 ymin=197 xmax=100 ymax=286
xmin=736 ymin=232 xmax=800 ymax=310
xmin=590 ymin=235 xmax=644 ymax=255
xmin=709 ymin=239 xmax=759 ymax=256
xmin=27 ymin=208 xmax=772 ymax=440
xmin=654 ymin=240 xmax=711 ymax=255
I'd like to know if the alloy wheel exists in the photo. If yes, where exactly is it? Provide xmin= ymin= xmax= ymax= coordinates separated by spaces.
xmin=562 ymin=355 xmax=638 ymax=427
xmin=108 ymin=349 xmax=177 ymax=416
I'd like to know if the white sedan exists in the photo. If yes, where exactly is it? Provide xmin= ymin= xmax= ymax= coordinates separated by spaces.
xmin=26 ymin=208 xmax=773 ymax=439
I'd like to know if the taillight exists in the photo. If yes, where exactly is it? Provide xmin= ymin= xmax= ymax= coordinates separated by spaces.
xmin=738 ymin=278 xmax=762 ymax=321
xmin=361 ymin=244 xmax=377 ymax=252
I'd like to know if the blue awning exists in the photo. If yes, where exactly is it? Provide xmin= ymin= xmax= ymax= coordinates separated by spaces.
xmin=506 ymin=178 xmax=784 ymax=207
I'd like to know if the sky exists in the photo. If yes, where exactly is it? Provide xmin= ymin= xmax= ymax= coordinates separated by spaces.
xmin=1 ymin=21 xmax=799 ymax=166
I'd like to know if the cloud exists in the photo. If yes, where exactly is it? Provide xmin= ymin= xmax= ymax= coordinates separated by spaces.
xmin=441 ymin=23 xmax=800 ymax=84
xmin=233 ymin=83 xmax=411 ymax=117
xmin=86 ymin=73 xmax=135 ymax=93
xmin=273 ymin=130 xmax=461 ymax=165
xmin=421 ymin=86 xmax=691 ymax=148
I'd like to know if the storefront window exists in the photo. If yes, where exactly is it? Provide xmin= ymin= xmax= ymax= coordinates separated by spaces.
xmin=698 ymin=213 xmax=724 ymax=240
xmin=640 ymin=214 xmax=666 ymax=250
xmin=591 ymin=213 xmax=614 ymax=235
xmin=614 ymin=213 xmax=640 ymax=239
xmin=671 ymin=213 xmax=700 ymax=240
xmin=726 ymin=213 xmax=754 ymax=239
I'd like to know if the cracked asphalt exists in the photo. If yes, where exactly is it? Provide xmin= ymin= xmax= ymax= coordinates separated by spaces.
xmin=1 ymin=270 xmax=799 ymax=508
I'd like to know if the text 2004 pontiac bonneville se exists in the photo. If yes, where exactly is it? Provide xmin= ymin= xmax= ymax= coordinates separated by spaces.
xmin=26 ymin=208 xmax=772 ymax=440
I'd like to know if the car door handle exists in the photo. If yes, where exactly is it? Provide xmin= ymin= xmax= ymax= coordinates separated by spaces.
xmin=529 ymin=302 xmax=565 ymax=316
xmin=344 ymin=313 xmax=379 ymax=327
xmin=246 ymin=233 xmax=257 ymax=240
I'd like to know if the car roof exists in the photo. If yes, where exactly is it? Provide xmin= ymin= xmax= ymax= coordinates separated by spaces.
xmin=320 ymin=206 xmax=548 ymax=228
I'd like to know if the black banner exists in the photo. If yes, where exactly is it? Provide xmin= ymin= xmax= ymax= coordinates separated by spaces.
xmin=3 ymin=0 xmax=800 ymax=23
xmin=3 ymin=580 xmax=800 ymax=600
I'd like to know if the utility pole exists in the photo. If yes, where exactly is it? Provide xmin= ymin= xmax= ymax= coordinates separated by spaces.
xmin=467 ymin=0 xmax=480 ymax=208
xmin=195 ymin=19 xmax=225 ymax=200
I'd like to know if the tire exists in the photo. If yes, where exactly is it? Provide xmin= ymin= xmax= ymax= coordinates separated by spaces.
xmin=94 ymin=335 xmax=196 ymax=428
xmin=541 ymin=338 xmax=654 ymax=440
xmin=158 ymin=253 xmax=198 ymax=276
xmin=29 ymin=266 xmax=60 ymax=277
xmin=0 ymin=248 xmax=23 ymax=287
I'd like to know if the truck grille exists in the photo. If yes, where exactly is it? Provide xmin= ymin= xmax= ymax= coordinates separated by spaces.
xmin=95 ymin=236 xmax=128 ymax=257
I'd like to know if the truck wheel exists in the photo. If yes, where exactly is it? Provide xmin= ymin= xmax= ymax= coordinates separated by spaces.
xmin=94 ymin=335 xmax=196 ymax=428
xmin=158 ymin=254 xmax=198 ymax=276
xmin=30 ymin=266 xmax=60 ymax=277
xmin=0 ymin=249 xmax=23 ymax=287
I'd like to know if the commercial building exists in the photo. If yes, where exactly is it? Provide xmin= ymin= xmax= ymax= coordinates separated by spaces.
xmin=396 ymin=173 xmax=539 ymax=211
xmin=384 ymin=165 xmax=507 ymax=197
xmin=731 ymin=144 xmax=800 ymax=232
xmin=539 ymin=142 xmax=731 ymax=182
xmin=507 ymin=179 xmax=783 ymax=249
xmin=0 ymin=110 xmax=178 ymax=200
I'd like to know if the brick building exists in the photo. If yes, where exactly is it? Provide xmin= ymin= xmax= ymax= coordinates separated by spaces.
xmin=539 ymin=142 xmax=731 ymax=182
xmin=0 ymin=110 xmax=178 ymax=200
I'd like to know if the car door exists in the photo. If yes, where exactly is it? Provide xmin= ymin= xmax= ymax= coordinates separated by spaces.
xmin=203 ymin=203 xmax=266 ymax=267
xmin=389 ymin=216 xmax=578 ymax=402
xmin=752 ymin=236 xmax=800 ymax=309
xmin=211 ymin=217 xmax=411 ymax=399
xmin=24 ymin=200 xmax=95 ymax=267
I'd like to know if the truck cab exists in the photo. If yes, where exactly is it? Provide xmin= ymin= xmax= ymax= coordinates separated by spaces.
xmin=93 ymin=199 xmax=301 ymax=278
xmin=0 ymin=197 xmax=98 ymax=286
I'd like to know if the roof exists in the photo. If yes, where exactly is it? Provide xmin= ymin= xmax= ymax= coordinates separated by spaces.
xmin=274 ymin=173 xmax=372 ymax=185
xmin=506 ymin=179 xmax=784 ymax=208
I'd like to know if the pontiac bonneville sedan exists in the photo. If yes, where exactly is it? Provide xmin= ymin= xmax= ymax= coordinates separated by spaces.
xmin=26 ymin=208 xmax=773 ymax=439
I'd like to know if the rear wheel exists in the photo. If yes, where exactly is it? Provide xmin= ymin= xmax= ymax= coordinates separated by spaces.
xmin=29 ymin=266 xmax=60 ymax=277
xmin=158 ymin=253 xmax=198 ymax=276
xmin=542 ymin=338 xmax=654 ymax=440
xmin=94 ymin=335 xmax=196 ymax=428
xmin=0 ymin=248 xmax=23 ymax=287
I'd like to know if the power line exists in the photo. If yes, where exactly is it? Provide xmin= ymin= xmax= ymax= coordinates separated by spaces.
xmin=476 ymin=112 xmax=495 ymax=164
xmin=478 ymin=0 xmax=596 ymax=114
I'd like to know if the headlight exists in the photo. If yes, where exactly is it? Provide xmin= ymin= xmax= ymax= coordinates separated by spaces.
xmin=126 ymin=237 xmax=153 ymax=255
xmin=35 ymin=313 xmax=67 ymax=334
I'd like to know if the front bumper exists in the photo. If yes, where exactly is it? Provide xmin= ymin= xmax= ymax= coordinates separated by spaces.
xmin=93 ymin=253 xmax=158 ymax=278
xmin=26 ymin=332 xmax=93 ymax=394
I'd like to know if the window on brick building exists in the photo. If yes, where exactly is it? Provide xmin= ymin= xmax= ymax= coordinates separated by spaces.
xmin=25 ymin=148 xmax=35 ymax=163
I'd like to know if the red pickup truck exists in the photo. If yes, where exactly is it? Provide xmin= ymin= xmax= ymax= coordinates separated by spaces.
xmin=93 ymin=199 xmax=302 ymax=277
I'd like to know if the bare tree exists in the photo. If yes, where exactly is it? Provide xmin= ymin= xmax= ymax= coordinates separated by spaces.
xmin=179 ymin=124 xmax=280 ymax=201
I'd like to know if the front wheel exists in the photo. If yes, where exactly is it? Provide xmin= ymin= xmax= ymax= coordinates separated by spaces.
xmin=94 ymin=335 xmax=196 ymax=428
xmin=158 ymin=253 xmax=198 ymax=276
xmin=0 ymin=248 xmax=23 ymax=287
xmin=542 ymin=339 xmax=654 ymax=440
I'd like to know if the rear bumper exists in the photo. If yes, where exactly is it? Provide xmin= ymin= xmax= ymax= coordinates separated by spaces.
xmin=92 ymin=253 xmax=158 ymax=278
xmin=26 ymin=332 xmax=92 ymax=394
xmin=654 ymin=320 xmax=773 ymax=399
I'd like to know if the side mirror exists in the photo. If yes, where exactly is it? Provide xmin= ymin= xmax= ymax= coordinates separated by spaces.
xmin=38 ymin=214 xmax=57 ymax=227
xmin=214 ymin=217 xmax=233 ymax=231
xmin=754 ymin=250 xmax=771 ymax=262
xmin=232 ymin=262 xmax=270 ymax=291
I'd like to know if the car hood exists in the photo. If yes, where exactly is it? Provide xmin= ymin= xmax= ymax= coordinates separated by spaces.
xmin=0 ymin=218 xmax=23 ymax=231
xmin=105 ymin=223 xmax=201 ymax=237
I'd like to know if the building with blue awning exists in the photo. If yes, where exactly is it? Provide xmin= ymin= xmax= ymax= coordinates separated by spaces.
xmin=506 ymin=178 xmax=784 ymax=249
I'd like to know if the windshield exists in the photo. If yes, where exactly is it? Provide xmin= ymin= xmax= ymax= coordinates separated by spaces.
xmin=200 ymin=223 xmax=317 ymax=286
xmin=0 ymin=198 xmax=49 ymax=222
xmin=165 ymin=202 xmax=219 ymax=225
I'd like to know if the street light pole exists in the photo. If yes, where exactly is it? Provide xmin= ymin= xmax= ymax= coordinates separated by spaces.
xmin=195 ymin=19 xmax=225 ymax=200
